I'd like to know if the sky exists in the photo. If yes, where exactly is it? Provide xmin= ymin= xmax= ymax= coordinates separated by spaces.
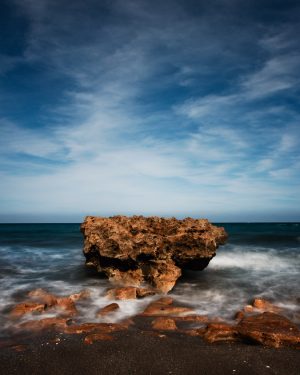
xmin=0 ymin=0 xmax=300 ymax=223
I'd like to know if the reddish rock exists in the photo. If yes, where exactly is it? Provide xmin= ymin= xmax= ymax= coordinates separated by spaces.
xmin=155 ymin=297 xmax=174 ymax=305
xmin=182 ymin=328 xmax=206 ymax=337
xmin=19 ymin=317 xmax=70 ymax=331
xmin=69 ymin=290 xmax=91 ymax=302
xmin=27 ymin=289 xmax=57 ymax=307
xmin=81 ymin=215 xmax=227 ymax=292
xmin=142 ymin=299 xmax=194 ymax=316
xmin=237 ymin=312 xmax=300 ymax=348
xmin=84 ymin=333 xmax=113 ymax=344
xmin=252 ymin=298 xmax=281 ymax=313
xmin=243 ymin=305 xmax=254 ymax=313
xmin=174 ymin=315 xmax=212 ymax=323
xmin=64 ymin=321 xmax=131 ymax=335
xmin=147 ymin=260 xmax=181 ymax=293
xmin=24 ymin=289 xmax=91 ymax=317
xmin=152 ymin=317 xmax=177 ymax=330
xmin=10 ymin=302 xmax=46 ymax=317
xmin=235 ymin=311 xmax=245 ymax=321
xmin=203 ymin=323 xmax=240 ymax=343
xmin=136 ymin=288 xmax=156 ymax=298
xmin=56 ymin=297 xmax=78 ymax=316
xmin=106 ymin=287 xmax=138 ymax=300
xmin=106 ymin=286 xmax=156 ymax=300
xmin=96 ymin=303 xmax=120 ymax=317
xmin=106 ymin=269 xmax=144 ymax=287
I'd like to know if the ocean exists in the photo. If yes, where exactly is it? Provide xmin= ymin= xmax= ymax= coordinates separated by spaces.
xmin=0 ymin=223 xmax=299 ymax=337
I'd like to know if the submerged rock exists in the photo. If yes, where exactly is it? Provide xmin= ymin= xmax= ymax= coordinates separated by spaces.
xmin=81 ymin=215 xmax=227 ymax=292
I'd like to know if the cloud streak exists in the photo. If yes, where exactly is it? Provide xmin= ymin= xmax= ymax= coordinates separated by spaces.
xmin=0 ymin=0 xmax=300 ymax=221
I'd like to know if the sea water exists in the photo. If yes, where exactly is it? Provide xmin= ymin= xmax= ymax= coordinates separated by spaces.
xmin=0 ymin=223 xmax=299 ymax=336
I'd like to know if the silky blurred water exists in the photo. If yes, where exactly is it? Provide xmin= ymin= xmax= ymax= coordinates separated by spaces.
xmin=0 ymin=223 xmax=299 ymax=335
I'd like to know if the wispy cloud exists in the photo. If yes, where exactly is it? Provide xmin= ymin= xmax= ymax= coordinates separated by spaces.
xmin=1 ymin=0 xmax=300 ymax=221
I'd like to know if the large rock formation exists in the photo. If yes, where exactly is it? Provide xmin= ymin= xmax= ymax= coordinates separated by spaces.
xmin=81 ymin=216 xmax=227 ymax=293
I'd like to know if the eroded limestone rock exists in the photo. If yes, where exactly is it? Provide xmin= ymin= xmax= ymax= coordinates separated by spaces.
xmin=237 ymin=312 xmax=300 ymax=348
xmin=81 ymin=215 xmax=227 ymax=292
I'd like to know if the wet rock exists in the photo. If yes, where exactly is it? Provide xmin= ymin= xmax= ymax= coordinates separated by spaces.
xmin=56 ymin=297 xmax=78 ymax=316
xmin=106 ymin=286 xmax=156 ymax=300
xmin=28 ymin=289 xmax=57 ymax=307
xmin=152 ymin=317 xmax=177 ymax=330
xmin=203 ymin=323 xmax=240 ymax=343
xmin=25 ymin=289 xmax=90 ymax=317
xmin=10 ymin=302 xmax=46 ymax=317
xmin=81 ymin=215 xmax=227 ymax=293
xmin=243 ymin=305 xmax=254 ymax=313
xmin=106 ymin=287 xmax=138 ymax=300
xmin=84 ymin=333 xmax=113 ymax=344
xmin=142 ymin=298 xmax=194 ymax=316
xmin=64 ymin=321 xmax=131 ymax=335
xmin=69 ymin=290 xmax=91 ymax=302
xmin=234 ymin=311 xmax=245 ymax=321
xmin=174 ymin=315 xmax=212 ymax=323
xmin=19 ymin=317 xmax=70 ymax=331
xmin=182 ymin=328 xmax=206 ymax=337
xmin=96 ymin=303 xmax=120 ymax=317
xmin=136 ymin=288 xmax=156 ymax=298
xmin=237 ymin=312 xmax=300 ymax=348
xmin=252 ymin=298 xmax=281 ymax=313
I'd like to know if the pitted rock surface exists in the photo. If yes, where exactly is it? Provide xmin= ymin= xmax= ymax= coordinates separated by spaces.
xmin=81 ymin=215 xmax=227 ymax=292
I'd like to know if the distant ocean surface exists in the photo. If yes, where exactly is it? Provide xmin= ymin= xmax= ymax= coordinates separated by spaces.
xmin=0 ymin=223 xmax=299 ymax=336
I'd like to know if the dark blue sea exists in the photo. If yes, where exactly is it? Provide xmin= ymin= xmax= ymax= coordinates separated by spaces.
xmin=0 ymin=223 xmax=299 ymax=335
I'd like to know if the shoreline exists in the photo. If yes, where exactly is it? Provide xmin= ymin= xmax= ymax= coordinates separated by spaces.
xmin=1 ymin=330 xmax=300 ymax=375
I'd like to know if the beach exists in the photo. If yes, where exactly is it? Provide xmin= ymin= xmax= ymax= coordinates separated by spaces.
xmin=0 ymin=223 xmax=299 ymax=374
xmin=1 ymin=329 xmax=300 ymax=375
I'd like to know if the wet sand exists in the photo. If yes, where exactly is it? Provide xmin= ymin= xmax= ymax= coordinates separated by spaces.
xmin=1 ymin=330 xmax=299 ymax=375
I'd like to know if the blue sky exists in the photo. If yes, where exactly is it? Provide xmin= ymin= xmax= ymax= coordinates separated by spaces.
xmin=0 ymin=0 xmax=300 ymax=222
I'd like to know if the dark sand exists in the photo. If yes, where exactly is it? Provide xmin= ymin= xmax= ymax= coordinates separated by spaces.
xmin=1 ymin=330 xmax=299 ymax=375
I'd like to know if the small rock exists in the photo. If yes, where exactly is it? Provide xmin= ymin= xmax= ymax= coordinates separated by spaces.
xmin=69 ymin=290 xmax=91 ymax=302
xmin=174 ymin=315 xmax=212 ymax=323
xmin=56 ymin=297 xmax=78 ymax=316
xmin=182 ymin=328 xmax=206 ymax=337
xmin=10 ymin=302 xmax=46 ymax=317
xmin=142 ymin=298 xmax=193 ymax=316
xmin=64 ymin=321 xmax=131 ymax=335
xmin=244 ymin=305 xmax=254 ymax=313
xmin=136 ymin=288 xmax=156 ymax=298
xmin=106 ymin=287 xmax=137 ymax=300
xmin=235 ymin=311 xmax=245 ymax=321
xmin=96 ymin=303 xmax=120 ymax=317
xmin=252 ymin=298 xmax=281 ymax=313
xmin=84 ymin=333 xmax=113 ymax=344
xmin=203 ymin=323 xmax=240 ymax=343
xmin=28 ymin=289 xmax=57 ymax=307
xmin=152 ymin=317 xmax=177 ymax=330
xmin=19 ymin=317 xmax=70 ymax=331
